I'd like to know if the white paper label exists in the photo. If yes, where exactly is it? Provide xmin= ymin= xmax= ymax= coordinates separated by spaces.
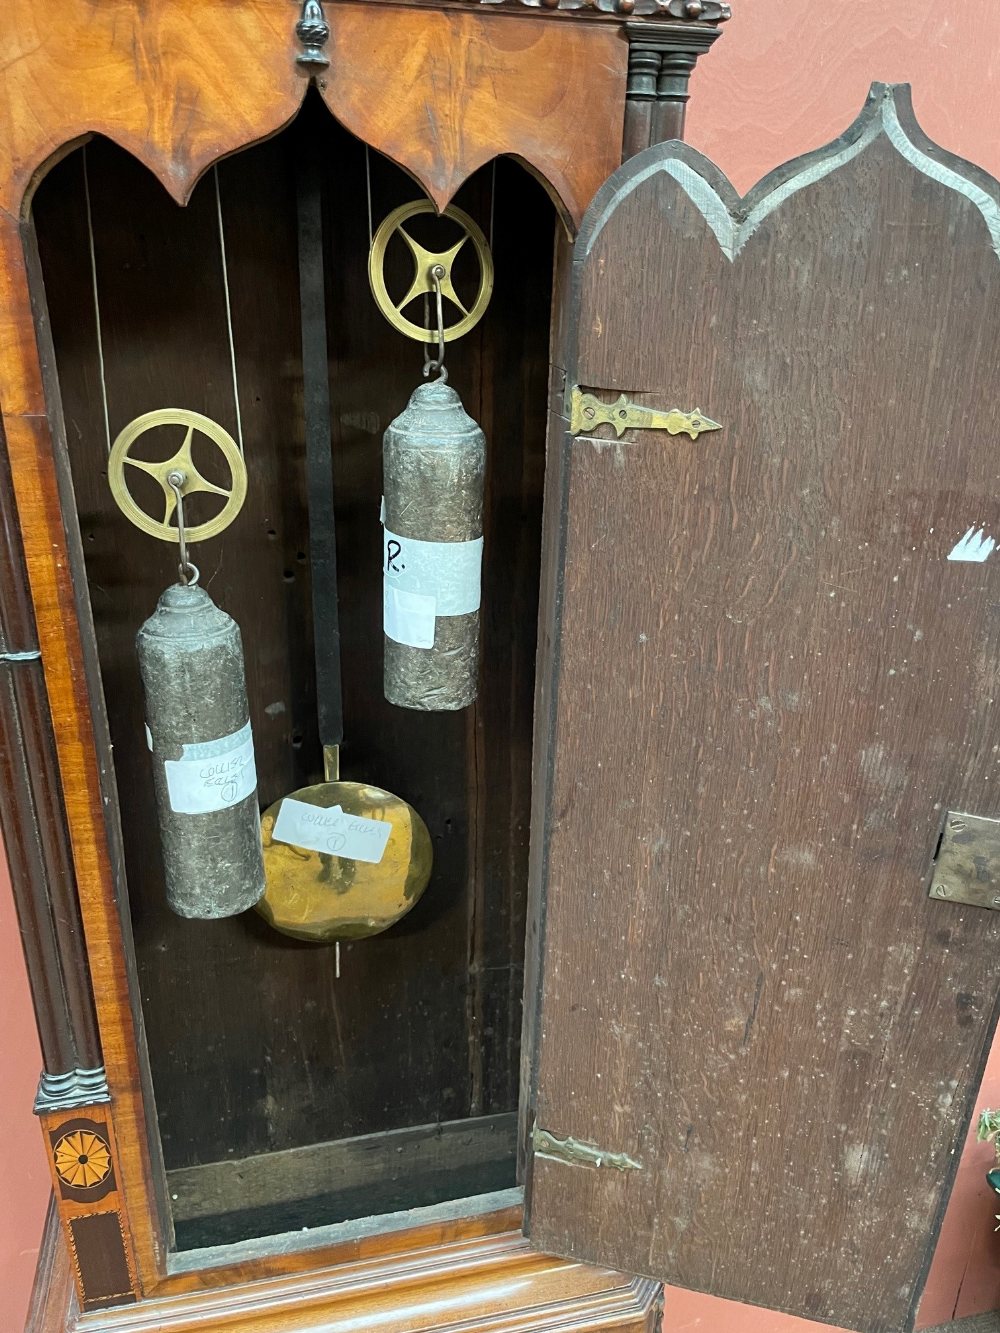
xmin=271 ymin=797 xmax=392 ymax=864
xmin=163 ymin=720 xmax=258 ymax=815
xmin=383 ymin=524 xmax=483 ymax=616
xmin=384 ymin=585 xmax=436 ymax=649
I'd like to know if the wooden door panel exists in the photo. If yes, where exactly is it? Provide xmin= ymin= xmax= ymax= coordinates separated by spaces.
xmin=524 ymin=84 xmax=1000 ymax=1333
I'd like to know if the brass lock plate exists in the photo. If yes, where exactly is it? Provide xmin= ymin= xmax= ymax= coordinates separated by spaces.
xmin=930 ymin=811 xmax=1000 ymax=909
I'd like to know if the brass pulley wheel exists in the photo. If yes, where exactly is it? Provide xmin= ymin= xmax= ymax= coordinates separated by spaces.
xmin=368 ymin=201 xmax=494 ymax=343
xmin=108 ymin=408 xmax=247 ymax=543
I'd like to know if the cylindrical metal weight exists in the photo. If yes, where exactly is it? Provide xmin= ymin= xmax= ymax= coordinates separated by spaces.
xmin=137 ymin=583 xmax=265 ymax=919
xmin=383 ymin=379 xmax=486 ymax=711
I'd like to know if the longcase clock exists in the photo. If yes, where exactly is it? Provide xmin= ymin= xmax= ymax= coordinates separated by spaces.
xmin=2 ymin=6 xmax=999 ymax=1333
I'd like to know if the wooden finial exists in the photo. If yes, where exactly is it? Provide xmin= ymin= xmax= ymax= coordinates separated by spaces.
xmin=295 ymin=0 xmax=330 ymax=68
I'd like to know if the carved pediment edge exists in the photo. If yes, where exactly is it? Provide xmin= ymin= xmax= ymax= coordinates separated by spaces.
xmin=8 ymin=102 xmax=307 ymax=221
xmin=580 ymin=83 xmax=1000 ymax=264
xmin=320 ymin=92 xmax=585 ymax=229
xmin=381 ymin=149 xmax=580 ymax=232
xmin=874 ymin=83 xmax=1000 ymax=258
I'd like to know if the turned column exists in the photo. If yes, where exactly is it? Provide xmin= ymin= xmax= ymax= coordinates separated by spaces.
xmin=622 ymin=4 xmax=729 ymax=161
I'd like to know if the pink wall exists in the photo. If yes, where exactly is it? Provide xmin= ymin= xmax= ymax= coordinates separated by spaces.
xmin=686 ymin=0 xmax=1000 ymax=195
xmin=4 ymin=2 xmax=1000 ymax=1330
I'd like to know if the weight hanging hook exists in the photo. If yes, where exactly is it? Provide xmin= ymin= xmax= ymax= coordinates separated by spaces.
xmin=167 ymin=470 xmax=200 ymax=587
xmin=422 ymin=265 xmax=449 ymax=384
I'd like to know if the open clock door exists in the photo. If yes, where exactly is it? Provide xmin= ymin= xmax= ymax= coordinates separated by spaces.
xmin=523 ymin=84 xmax=1000 ymax=1333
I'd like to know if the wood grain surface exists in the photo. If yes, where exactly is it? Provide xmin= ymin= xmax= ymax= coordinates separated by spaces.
xmin=39 ymin=1105 xmax=139 ymax=1310
xmin=321 ymin=4 xmax=626 ymax=228
xmin=525 ymin=86 xmax=1000 ymax=1333
xmin=0 ymin=0 xmax=304 ymax=215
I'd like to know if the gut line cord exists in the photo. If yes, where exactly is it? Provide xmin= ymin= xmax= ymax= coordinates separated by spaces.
xmin=83 ymin=146 xmax=112 ymax=458
xmin=84 ymin=153 xmax=246 ymax=461
xmin=214 ymin=165 xmax=245 ymax=457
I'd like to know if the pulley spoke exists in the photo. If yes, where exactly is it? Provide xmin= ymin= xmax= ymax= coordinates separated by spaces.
xmin=392 ymin=228 xmax=473 ymax=326
xmin=176 ymin=423 xmax=196 ymax=471
xmin=438 ymin=272 xmax=469 ymax=318
xmin=439 ymin=234 xmax=468 ymax=267
xmin=396 ymin=272 xmax=429 ymax=315
xmin=185 ymin=473 xmax=231 ymax=499
xmin=368 ymin=201 xmax=493 ymax=348
xmin=123 ymin=432 xmax=230 ymax=523
xmin=396 ymin=225 xmax=423 ymax=261
xmin=124 ymin=454 xmax=167 ymax=477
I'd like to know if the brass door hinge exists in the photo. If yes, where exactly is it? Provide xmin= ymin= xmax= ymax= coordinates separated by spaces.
xmin=569 ymin=387 xmax=721 ymax=440
xmin=532 ymin=1126 xmax=642 ymax=1172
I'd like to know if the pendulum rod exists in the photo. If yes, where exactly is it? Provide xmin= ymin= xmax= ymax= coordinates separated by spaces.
xmin=252 ymin=127 xmax=434 ymax=956
xmin=297 ymin=138 xmax=344 ymax=773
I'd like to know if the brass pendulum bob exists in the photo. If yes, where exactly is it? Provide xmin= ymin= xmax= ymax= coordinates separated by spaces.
xmin=256 ymin=145 xmax=432 ymax=944
xmin=258 ymin=740 xmax=432 ymax=942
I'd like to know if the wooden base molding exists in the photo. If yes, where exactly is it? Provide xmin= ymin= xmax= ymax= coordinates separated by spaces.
xmin=28 ymin=1199 xmax=662 ymax=1333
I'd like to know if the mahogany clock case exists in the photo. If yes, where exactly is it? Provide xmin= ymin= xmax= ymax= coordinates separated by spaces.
xmin=20 ymin=5 xmax=1000 ymax=1333
xmin=30 ymin=102 xmax=555 ymax=1253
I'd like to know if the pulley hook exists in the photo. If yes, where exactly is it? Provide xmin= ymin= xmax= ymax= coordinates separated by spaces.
xmin=422 ymin=265 xmax=449 ymax=383
xmin=167 ymin=470 xmax=200 ymax=587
